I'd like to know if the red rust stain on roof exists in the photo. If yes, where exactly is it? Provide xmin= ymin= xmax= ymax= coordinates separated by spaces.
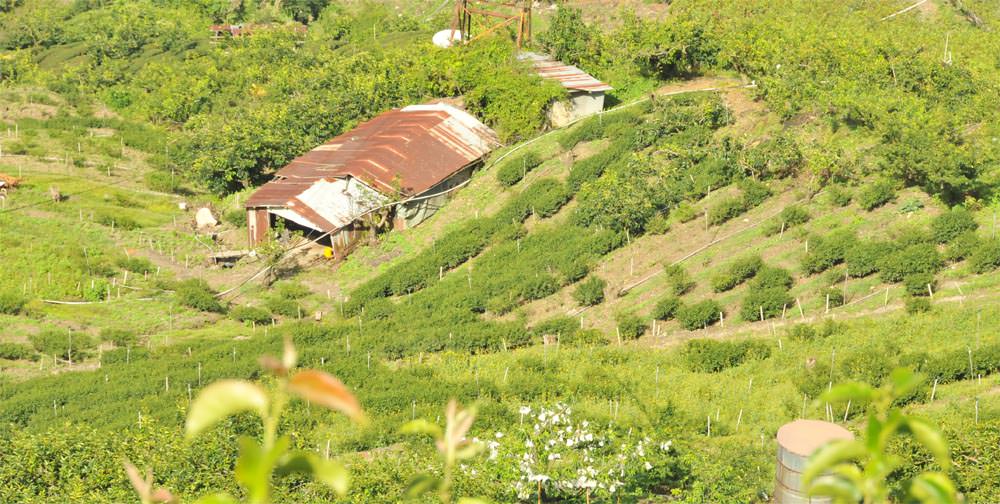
xmin=247 ymin=104 xmax=499 ymax=208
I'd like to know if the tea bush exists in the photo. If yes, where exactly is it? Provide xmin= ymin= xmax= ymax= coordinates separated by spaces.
xmin=99 ymin=328 xmax=136 ymax=347
xmin=572 ymin=276 xmax=606 ymax=307
xmin=651 ymin=296 xmax=681 ymax=321
xmin=747 ymin=266 xmax=793 ymax=290
xmin=224 ymin=209 xmax=247 ymax=228
xmin=175 ymin=279 xmax=225 ymax=313
xmin=646 ymin=214 xmax=671 ymax=235
xmin=819 ymin=287 xmax=845 ymax=308
xmin=615 ymin=311 xmax=648 ymax=340
xmin=969 ymin=239 xmax=1000 ymax=273
xmin=740 ymin=286 xmax=792 ymax=321
xmin=29 ymin=329 xmax=95 ymax=360
xmin=229 ymin=305 xmax=271 ymax=325
xmin=95 ymin=213 xmax=142 ymax=230
xmin=711 ymin=255 xmax=762 ymax=292
xmin=117 ymin=256 xmax=154 ymax=274
xmin=684 ymin=339 xmax=771 ymax=373
xmin=801 ymin=229 xmax=855 ymax=275
xmin=265 ymin=297 xmax=301 ymax=318
xmin=664 ymin=264 xmax=695 ymax=296
xmin=878 ymin=243 xmax=942 ymax=283
xmin=496 ymin=152 xmax=543 ymax=187
xmin=673 ymin=202 xmax=698 ymax=223
xmin=708 ymin=196 xmax=745 ymax=226
xmin=944 ymin=231 xmax=981 ymax=262
xmin=904 ymin=273 xmax=936 ymax=297
xmin=0 ymin=292 xmax=26 ymax=315
xmin=0 ymin=343 xmax=34 ymax=361
xmin=676 ymin=300 xmax=722 ymax=330
xmin=826 ymin=185 xmax=852 ymax=207
xmin=844 ymin=240 xmax=895 ymax=277
xmin=905 ymin=296 xmax=932 ymax=314
xmin=858 ymin=179 xmax=896 ymax=211
xmin=786 ymin=324 xmax=816 ymax=341
xmin=275 ymin=281 xmax=310 ymax=300
xmin=931 ymin=207 xmax=977 ymax=243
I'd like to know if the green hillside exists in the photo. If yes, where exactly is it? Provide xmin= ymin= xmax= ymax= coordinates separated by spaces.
xmin=1 ymin=1 xmax=1000 ymax=503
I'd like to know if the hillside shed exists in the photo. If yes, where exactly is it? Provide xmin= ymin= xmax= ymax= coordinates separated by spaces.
xmin=245 ymin=103 xmax=499 ymax=257
xmin=519 ymin=52 xmax=613 ymax=127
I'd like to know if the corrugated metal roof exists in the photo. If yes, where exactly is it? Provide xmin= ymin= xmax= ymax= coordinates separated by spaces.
xmin=519 ymin=52 xmax=613 ymax=93
xmin=246 ymin=103 xmax=499 ymax=219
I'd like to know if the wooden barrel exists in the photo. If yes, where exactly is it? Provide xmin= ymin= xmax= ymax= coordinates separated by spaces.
xmin=774 ymin=419 xmax=854 ymax=504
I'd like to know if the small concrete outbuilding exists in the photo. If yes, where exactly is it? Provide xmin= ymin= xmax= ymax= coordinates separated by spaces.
xmin=774 ymin=419 xmax=855 ymax=504
xmin=518 ymin=52 xmax=612 ymax=127
xmin=244 ymin=103 xmax=499 ymax=258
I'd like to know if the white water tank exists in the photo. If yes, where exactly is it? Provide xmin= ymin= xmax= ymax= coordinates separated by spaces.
xmin=775 ymin=419 xmax=854 ymax=504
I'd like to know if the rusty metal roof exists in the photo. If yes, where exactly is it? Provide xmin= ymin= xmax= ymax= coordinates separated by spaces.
xmin=246 ymin=103 xmax=499 ymax=210
xmin=519 ymin=52 xmax=613 ymax=93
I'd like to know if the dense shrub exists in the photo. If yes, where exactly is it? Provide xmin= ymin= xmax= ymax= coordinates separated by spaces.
xmin=826 ymin=185 xmax=852 ymax=207
xmin=0 ymin=343 xmax=34 ymax=361
xmin=786 ymin=324 xmax=816 ymax=341
xmin=894 ymin=227 xmax=933 ymax=247
xmin=819 ymin=287 xmax=845 ymax=308
xmin=651 ymin=296 xmax=681 ymax=321
xmin=969 ymin=239 xmax=1000 ymax=273
xmin=931 ymin=207 xmax=977 ymax=243
xmin=905 ymin=296 xmax=932 ymax=314
xmin=676 ymin=300 xmax=722 ymax=330
xmin=673 ymin=202 xmax=698 ymax=223
xmin=0 ymin=292 xmax=27 ymax=315
xmin=738 ymin=179 xmax=772 ymax=208
xmin=740 ymin=287 xmax=792 ymax=321
xmin=684 ymin=339 xmax=771 ymax=373
xmin=904 ymin=273 xmax=936 ymax=297
xmin=29 ymin=329 xmax=94 ymax=360
xmin=764 ymin=205 xmax=810 ymax=235
xmin=519 ymin=274 xmax=560 ymax=301
xmin=708 ymin=196 xmax=745 ymax=226
xmin=739 ymin=135 xmax=802 ymax=179
xmin=615 ymin=312 xmax=648 ymax=340
xmin=95 ymin=213 xmax=142 ymax=230
xmin=230 ymin=305 xmax=272 ymax=325
xmin=944 ymin=231 xmax=981 ymax=262
xmin=558 ymin=111 xmax=640 ymax=150
xmin=496 ymin=152 xmax=543 ymax=187
xmin=857 ymin=179 xmax=896 ymax=211
xmin=532 ymin=316 xmax=579 ymax=340
xmin=844 ymin=240 xmax=894 ymax=277
xmin=99 ymin=328 xmax=136 ymax=347
xmin=224 ymin=209 xmax=247 ymax=228
xmin=646 ymin=214 xmax=671 ymax=235
xmin=175 ymin=279 xmax=225 ymax=313
xmin=748 ymin=266 xmax=793 ymax=290
xmin=275 ymin=281 xmax=311 ymax=300
xmin=801 ymin=230 xmax=855 ymax=275
xmin=117 ymin=256 xmax=154 ymax=274
xmin=711 ymin=255 xmax=763 ymax=292
xmin=572 ymin=276 xmax=606 ymax=306
xmin=145 ymin=170 xmax=180 ymax=193
xmin=840 ymin=348 xmax=891 ymax=386
xmin=664 ymin=264 xmax=695 ymax=296
xmin=878 ymin=243 xmax=942 ymax=283
xmin=266 ymin=297 xmax=301 ymax=318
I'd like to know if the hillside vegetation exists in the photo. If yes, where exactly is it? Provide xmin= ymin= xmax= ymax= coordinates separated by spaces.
xmin=1 ymin=1 xmax=1000 ymax=503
